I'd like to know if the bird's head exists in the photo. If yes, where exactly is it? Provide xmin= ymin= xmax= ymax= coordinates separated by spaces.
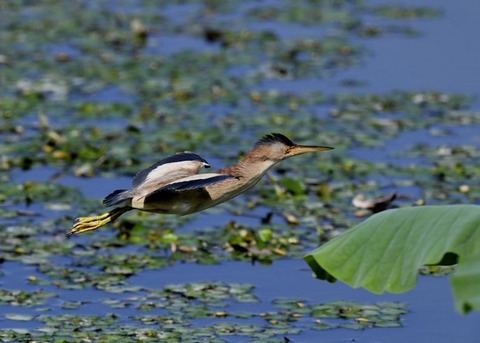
xmin=249 ymin=133 xmax=333 ymax=163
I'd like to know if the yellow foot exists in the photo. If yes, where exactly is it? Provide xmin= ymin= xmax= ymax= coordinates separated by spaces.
xmin=66 ymin=207 xmax=131 ymax=237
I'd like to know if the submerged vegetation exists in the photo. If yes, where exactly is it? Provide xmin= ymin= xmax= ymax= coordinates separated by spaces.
xmin=0 ymin=0 xmax=478 ymax=340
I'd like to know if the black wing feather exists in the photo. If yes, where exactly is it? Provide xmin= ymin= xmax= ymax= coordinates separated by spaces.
xmin=144 ymin=174 xmax=237 ymax=206
xmin=158 ymin=175 xmax=236 ymax=192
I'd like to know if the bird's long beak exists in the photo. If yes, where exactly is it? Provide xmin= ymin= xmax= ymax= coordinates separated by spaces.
xmin=286 ymin=144 xmax=334 ymax=157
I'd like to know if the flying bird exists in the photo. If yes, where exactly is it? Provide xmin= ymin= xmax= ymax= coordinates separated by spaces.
xmin=67 ymin=133 xmax=333 ymax=236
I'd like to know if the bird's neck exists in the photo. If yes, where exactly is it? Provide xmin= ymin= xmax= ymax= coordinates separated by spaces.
xmin=218 ymin=156 xmax=278 ymax=184
xmin=200 ymin=156 xmax=279 ymax=209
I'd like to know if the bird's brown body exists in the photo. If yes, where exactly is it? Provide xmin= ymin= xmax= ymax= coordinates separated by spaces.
xmin=67 ymin=133 xmax=332 ymax=236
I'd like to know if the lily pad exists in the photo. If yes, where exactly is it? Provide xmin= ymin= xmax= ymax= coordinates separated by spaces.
xmin=4 ymin=313 xmax=35 ymax=321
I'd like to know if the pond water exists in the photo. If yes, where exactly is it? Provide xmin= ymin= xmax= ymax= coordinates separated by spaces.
xmin=1 ymin=0 xmax=479 ymax=342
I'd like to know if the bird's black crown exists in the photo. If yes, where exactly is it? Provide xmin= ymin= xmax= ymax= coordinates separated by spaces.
xmin=255 ymin=133 xmax=294 ymax=147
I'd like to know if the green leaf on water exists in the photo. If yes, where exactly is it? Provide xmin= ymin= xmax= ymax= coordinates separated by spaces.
xmin=304 ymin=205 xmax=480 ymax=314
xmin=281 ymin=176 xmax=306 ymax=196
xmin=5 ymin=314 xmax=35 ymax=321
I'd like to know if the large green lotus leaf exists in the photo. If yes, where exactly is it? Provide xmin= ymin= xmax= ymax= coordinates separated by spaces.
xmin=450 ymin=252 xmax=480 ymax=313
xmin=304 ymin=205 xmax=480 ymax=313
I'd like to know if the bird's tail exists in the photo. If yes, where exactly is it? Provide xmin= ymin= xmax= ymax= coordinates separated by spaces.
xmin=103 ymin=189 xmax=132 ymax=207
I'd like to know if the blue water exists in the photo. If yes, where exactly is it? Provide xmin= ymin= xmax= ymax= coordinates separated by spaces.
xmin=2 ymin=258 xmax=476 ymax=342
xmin=132 ymin=260 xmax=480 ymax=342
xmin=2 ymin=0 xmax=480 ymax=342
xmin=351 ymin=125 xmax=480 ymax=166
xmin=343 ymin=0 xmax=480 ymax=95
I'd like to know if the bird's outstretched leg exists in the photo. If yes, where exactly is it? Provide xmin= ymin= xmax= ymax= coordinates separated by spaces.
xmin=66 ymin=207 xmax=131 ymax=237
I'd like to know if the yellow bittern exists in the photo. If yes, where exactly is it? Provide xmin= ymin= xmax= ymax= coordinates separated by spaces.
xmin=67 ymin=133 xmax=333 ymax=236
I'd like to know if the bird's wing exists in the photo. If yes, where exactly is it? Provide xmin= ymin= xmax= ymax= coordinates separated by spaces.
xmin=138 ymin=173 xmax=237 ymax=214
xmin=132 ymin=152 xmax=209 ymax=188
xmin=145 ymin=173 xmax=237 ymax=195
